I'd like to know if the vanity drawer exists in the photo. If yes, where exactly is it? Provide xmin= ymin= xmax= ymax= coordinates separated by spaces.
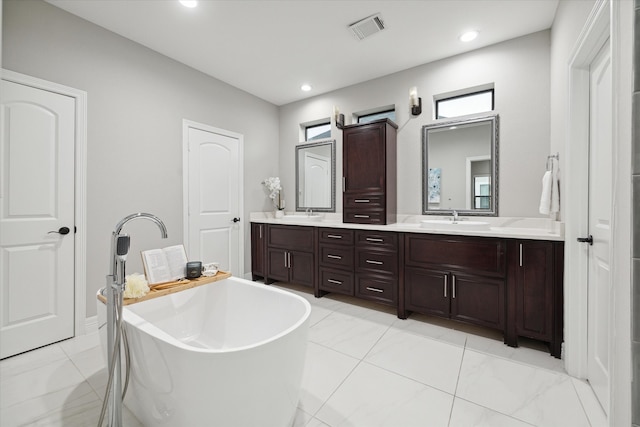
xmin=343 ymin=210 xmax=384 ymax=224
xmin=344 ymin=194 xmax=384 ymax=209
xmin=355 ymin=249 xmax=398 ymax=275
xmin=356 ymin=230 xmax=397 ymax=250
xmin=267 ymin=225 xmax=315 ymax=252
xmin=319 ymin=228 xmax=354 ymax=245
xmin=405 ymin=234 xmax=506 ymax=277
xmin=356 ymin=274 xmax=396 ymax=305
xmin=319 ymin=268 xmax=354 ymax=295
xmin=319 ymin=245 xmax=354 ymax=269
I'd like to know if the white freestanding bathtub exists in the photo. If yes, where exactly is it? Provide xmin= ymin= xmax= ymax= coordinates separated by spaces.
xmin=97 ymin=277 xmax=311 ymax=427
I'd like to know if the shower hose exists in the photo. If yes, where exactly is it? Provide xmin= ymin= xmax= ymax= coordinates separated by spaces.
xmin=97 ymin=289 xmax=132 ymax=427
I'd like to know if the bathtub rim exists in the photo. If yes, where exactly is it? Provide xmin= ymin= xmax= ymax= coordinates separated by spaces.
xmin=98 ymin=277 xmax=311 ymax=354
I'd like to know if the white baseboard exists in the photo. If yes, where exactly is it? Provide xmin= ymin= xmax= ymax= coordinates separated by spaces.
xmin=84 ymin=315 xmax=98 ymax=334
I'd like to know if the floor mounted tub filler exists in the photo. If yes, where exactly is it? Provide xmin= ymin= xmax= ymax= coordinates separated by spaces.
xmin=97 ymin=276 xmax=311 ymax=427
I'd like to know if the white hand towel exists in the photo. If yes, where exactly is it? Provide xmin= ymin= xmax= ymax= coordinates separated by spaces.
xmin=550 ymin=166 xmax=560 ymax=214
xmin=539 ymin=170 xmax=552 ymax=215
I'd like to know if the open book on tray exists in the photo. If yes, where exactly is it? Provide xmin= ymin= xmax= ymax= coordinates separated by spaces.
xmin=141 ymin=244 xmax=188 ymax=285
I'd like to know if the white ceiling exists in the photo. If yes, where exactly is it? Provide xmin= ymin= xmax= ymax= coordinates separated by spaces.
xmin=46 ymin=0 xmax=559 ymax=106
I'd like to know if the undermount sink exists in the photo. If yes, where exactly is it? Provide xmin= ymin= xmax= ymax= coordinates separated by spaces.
xmin=281 ymin=214 xmax=322 ymax=222
xmin=420 ymin=219 xmax=490 ymax=231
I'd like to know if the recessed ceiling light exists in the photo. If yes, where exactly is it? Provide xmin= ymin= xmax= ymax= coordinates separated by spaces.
xmin=459 ymin=30 xmax=479 ymax=42
xmin=179 ymin=0 xmax=198 ymax=8
xmin=301 ymin=84 xmax=312 ymax=92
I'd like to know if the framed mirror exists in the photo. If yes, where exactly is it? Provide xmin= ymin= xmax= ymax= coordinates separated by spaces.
xmin=422 ymin=114 xmax=499 ymax=216
xmin=295 ymin=140 xmax=336 ymax=212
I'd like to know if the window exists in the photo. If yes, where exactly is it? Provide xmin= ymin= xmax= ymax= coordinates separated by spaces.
xmin=357 ymin=109 xmax=396 ymax=124
xmin=305 ymin=122 xmax=331 ymax=141
xmin=435 ymin=89 xmax=494 ymax=119
xmin=473 ymin=176 xmax=492 ymax=209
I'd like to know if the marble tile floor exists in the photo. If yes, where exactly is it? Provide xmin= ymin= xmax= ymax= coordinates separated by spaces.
xmin=1 ymin=282 xmax=607 ymax=427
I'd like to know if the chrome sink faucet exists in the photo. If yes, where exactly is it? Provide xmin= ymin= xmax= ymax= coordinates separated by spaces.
xmin=452 ymin=210 xmax=459 ymax=222
xmin=306 ymin=208 xmax=313 ymax=217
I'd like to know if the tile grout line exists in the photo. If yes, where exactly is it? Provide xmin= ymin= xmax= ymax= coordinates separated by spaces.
xmin=447 ymin=335 xmax=468 ymax=426
xmin=308 ymin=318 xmax=395 ymax=426
xmin=568 ymin=377 xmax=598 ymax=427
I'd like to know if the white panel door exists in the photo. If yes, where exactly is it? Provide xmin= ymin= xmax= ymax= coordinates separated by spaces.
xmin=304 ymin=152 xmax=330 ymax=207
xmin=1 ymin=80 xmax=76 ymax=359
xmin=586 ymin=40 xmax=612 ymax=413
xmin=186 ymin=124 xmax=242 ymax=275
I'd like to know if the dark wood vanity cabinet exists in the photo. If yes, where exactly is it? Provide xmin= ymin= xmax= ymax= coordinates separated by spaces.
xmin=250 ymin=223 xmax=267 ymax=281
xmin=264 ymin=225 xmax=316 ymax=288
xmin=318 ymin=228 xmax=355 ymax=295
xmin=401 ymin=234 xmax=506 ymax=330
xmin=250 ymin=222 xmax=564 ymax=357
xmin=354 ymin=230 xmax=399 ymax=306
xmin=317 ymin=228 xmax=399 ymax=306
xmin=506 ymin=240 xmax=564 ymax=358
xmin=342 ymin=118 xmax=397 ymax=225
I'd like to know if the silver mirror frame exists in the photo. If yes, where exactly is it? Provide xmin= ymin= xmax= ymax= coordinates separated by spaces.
xmin=295 ymin=139 xmax=336 ymax=212
xmin=421 ymin=114 xmax=499 ymax=216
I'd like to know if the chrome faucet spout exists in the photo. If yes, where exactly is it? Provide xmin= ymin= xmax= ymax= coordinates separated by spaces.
xmin=452 ymin=210 xmax=459 ymax=222
xmin=110 ymin=213 xmax=167 ymax=279
xmin=114 ymin=212 xmax=168 ymax=238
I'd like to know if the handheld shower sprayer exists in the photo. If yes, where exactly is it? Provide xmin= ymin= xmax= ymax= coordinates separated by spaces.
xmin=115 ymin=234 xmax=130 ymax=261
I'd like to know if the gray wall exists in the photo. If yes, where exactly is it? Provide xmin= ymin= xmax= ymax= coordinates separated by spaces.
xmin=2 ymin=0 xmax=281 ymax=317
xmin=549 ymin=0 xmax=597 ymax=223
xmin=279 ymin=31 xmax=551 ymax=218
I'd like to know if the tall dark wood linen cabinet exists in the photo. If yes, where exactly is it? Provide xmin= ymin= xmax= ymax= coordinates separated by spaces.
xmin=342 ymin=118 xmax=398 ymax=225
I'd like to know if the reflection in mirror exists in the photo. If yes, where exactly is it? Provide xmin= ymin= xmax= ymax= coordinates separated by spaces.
xmin=295 ymin=140 xmax=336 ymax=212
xmin=422 ymin=114 xmax=498 ymax=216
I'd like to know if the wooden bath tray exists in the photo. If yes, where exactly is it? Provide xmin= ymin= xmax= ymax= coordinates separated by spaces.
xmin=97 ymin=271 xmax=231 ymax=306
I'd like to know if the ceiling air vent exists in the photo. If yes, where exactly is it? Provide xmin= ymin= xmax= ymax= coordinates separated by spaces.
xmin=349 ymin=13 xmax=385 ymax=40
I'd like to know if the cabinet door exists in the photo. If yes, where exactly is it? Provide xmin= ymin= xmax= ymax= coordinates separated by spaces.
xmin=450 ymin=273 xmax=504 ymax=330
xmin=251 ymin=223 xmax=266 ymax=279
xmin=290 ymin=251 xmax=314 ymax=287
xmin=516 ymin=241 xmax=553 ymax=341
xmin=267 ymin=247 xmax=290 ymax=282
xmin=343 ymin=123 xmax=386 ymax=193
xmin=405 ymin=267 xmax=449 ymax=318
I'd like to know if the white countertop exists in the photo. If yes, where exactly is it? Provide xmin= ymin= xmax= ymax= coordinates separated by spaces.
xmin=250 ymin=212 xmax=564 ymax=241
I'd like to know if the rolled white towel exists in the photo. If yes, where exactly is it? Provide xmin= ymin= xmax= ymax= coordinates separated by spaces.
xmin=539 ymin=170 xmax=552 ymax=215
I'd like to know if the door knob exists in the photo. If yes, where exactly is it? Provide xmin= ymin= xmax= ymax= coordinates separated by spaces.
xmin=48 ymin=226 xmax=71 ymax=235
xmin=577 ymin=235 xmax=593 ymax=245
xmin=232 ymin=217 xmax=241 ymax=223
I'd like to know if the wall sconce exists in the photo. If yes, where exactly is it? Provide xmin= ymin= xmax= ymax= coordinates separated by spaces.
xmin=333 ymin=105 xmax=345 ymax=128
xmin=409 ymin=86 xmax=422 ymax=116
